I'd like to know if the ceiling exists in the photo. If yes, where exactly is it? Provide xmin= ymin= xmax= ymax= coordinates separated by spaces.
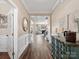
xmin=21 ymin=0 xmax=58 ymax=14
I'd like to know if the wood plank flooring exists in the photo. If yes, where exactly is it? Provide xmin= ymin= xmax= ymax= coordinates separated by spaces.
xmin=20 ymin=38 xmax=53 ymax=59
xmin=0 ymin=52 xmax=10 ymax=59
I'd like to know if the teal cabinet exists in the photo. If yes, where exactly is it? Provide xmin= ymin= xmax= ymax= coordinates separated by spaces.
xmin=51 ymin=36 xmax=79 ymax=59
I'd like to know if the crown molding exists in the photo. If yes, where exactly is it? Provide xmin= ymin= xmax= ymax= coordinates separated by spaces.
xmin=21 ymin=0 xmax=60 ymax=15
xmin=50 ymin=0 xmax=60 ymax=15
xmin=20 ymin=0 xmax=30 ymax=15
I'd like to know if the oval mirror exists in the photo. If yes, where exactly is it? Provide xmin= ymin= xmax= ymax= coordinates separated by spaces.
xmin=22 ymin=17 xmax=28 ymax=32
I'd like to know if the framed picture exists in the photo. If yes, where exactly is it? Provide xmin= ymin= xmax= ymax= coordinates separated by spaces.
xmin=0 ymin=14 xmax=8 ymax=29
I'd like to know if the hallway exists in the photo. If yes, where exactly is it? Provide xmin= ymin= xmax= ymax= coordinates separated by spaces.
xmin=0 ymin=0 xmax=79 ymax=59
xmin=20 ymin=35 xmax=52 ymax=59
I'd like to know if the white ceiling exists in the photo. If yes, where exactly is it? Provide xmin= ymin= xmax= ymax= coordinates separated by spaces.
xmin=21 ymin=0 xmax=58 ymax=14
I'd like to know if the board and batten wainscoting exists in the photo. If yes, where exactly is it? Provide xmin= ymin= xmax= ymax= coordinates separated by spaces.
xmin=0 ymin=35 xmax=13 ymax=59
xmin=18 ymin=34 xmax=31 ymax=58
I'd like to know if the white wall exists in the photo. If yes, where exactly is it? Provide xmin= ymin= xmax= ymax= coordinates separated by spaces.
xmin=0 ymin=0 xmax=12 ymax=15
xmin=0 ymin=0 xmax=12 ymax=35
xmin=52 ymin=0 xmax=79 ymax=39
xmin=12 ymin=0 xmax=29 ymax=37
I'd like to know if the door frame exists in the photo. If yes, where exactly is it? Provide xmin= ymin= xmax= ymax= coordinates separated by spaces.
xmin=7 ymin=0 xmax=18 ymax=59
xmin=29 ymin=15 xmax=51 ymax=43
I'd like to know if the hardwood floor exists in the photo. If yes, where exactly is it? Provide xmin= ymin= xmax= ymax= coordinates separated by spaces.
xmin=20 ymin=37 xmax=52 ymax=59
xmin=0 ymin=52 xmax=10 ymax=59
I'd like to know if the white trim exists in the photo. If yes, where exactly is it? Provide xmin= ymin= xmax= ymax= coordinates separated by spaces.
xmin=13 ymin=8 xmax=18 ymax=59
xmin=7 ymin=0 xmax=17 ymax=9
xmin=6 ymin=0 xmax=18 ymax=59
xmin=51 ymin=0 xmax=60 ymax=14
xmin=20 ymin=0 xmax=29 ymax=15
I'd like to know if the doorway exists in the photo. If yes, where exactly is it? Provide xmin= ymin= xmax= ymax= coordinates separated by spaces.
xmin=30 ymin=15 xmax=51 ymax=43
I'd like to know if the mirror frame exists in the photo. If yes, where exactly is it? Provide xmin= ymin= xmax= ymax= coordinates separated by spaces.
xmin=22 ymin=17 xmax=28 ymax=32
